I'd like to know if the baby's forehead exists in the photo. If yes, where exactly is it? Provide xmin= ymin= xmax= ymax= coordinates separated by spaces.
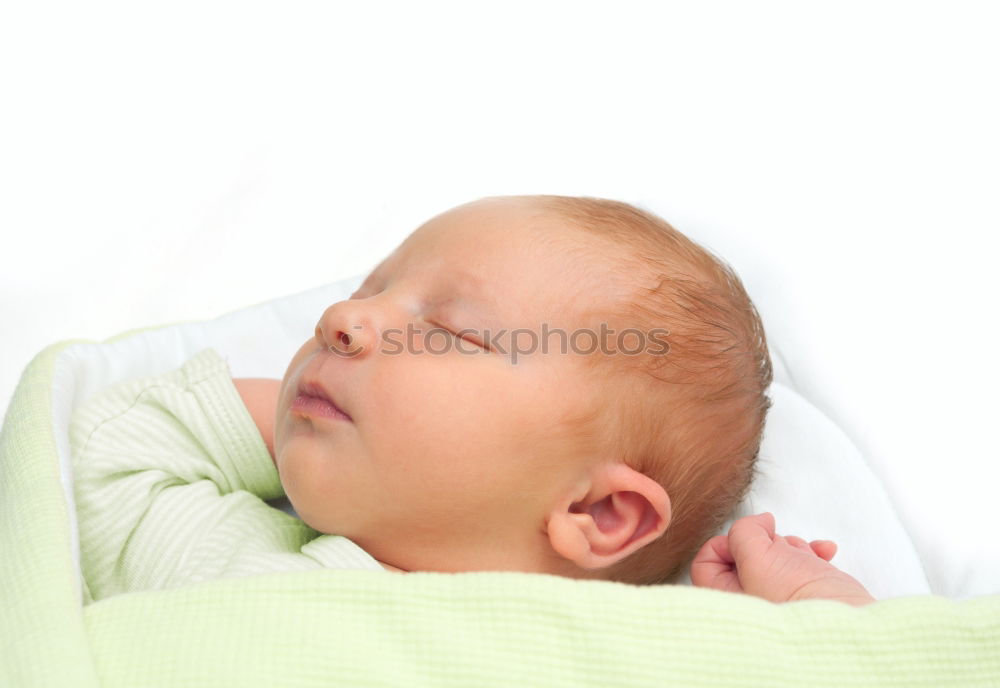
xmin=390 ymin=205 xmax=632 ymax=301
xmin=393 ymin=214 xmax=648 ymax=352
xmin=513 ymin=235 xmax=648 ymax=333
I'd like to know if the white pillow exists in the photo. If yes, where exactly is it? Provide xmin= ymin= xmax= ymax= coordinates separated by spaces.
xmin=675 ymin=382 xmax=930 ymax=598
xmin=58 ymin=274 xmax=930 ymax=600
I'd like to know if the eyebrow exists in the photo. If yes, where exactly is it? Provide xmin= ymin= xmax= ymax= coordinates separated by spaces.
xmin=428 ymin=284 xmax=500 ymax=322
xmin=424 ymin=278 xmax=508 ymax=334
xmin=356 ymin=263 xmax=504 ymax=324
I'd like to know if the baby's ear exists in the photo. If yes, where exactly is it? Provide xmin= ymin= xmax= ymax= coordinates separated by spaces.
xmin=546 ymin=463 xmax=670 ymax=570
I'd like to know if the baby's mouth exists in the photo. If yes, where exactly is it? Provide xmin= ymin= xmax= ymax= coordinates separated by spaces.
xmin=292 ymin=381 xmax=353 ymax=422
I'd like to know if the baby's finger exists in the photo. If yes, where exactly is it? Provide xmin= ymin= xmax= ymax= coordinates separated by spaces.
xmin=756 ymin=511 xmax=777 ymax=537
xmin=727 ymin=512 xmax=777 ymax=565
xmin=784 ymin=535 xmax=812 ymax=552
xmin=690 ymin=535 xmax=743 ymax=594
xmin=692 ymin=534 xmax=733 ymax=568
xmin=809 ymin=540 xmax=837 ymax=561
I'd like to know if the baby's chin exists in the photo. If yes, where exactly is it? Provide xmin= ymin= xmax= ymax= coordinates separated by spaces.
xmin=282 ymin=495 xmax=333 ymax=534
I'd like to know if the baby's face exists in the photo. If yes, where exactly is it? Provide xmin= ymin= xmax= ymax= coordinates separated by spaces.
xmin=273 ymin=198 xmax=620 ymax=572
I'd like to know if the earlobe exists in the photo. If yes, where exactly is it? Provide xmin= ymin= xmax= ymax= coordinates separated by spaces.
xmin=546 ymin=464 xmax=671 ymax=570
xmin=547 ymin=510 xmax=593 ymax=564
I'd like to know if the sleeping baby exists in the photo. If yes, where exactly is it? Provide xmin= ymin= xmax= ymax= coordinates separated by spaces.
xmin=70 ymin=195 xmax=875 ymax=607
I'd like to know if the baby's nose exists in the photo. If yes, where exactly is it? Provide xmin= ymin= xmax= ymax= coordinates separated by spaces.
xmin=315 ymin=302 xmax=377 ymax=359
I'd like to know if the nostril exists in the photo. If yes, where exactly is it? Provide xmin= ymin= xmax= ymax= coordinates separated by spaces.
xmin=339 ymin=332 xmax=353 ymax=348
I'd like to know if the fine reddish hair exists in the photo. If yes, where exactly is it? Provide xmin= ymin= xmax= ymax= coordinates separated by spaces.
xmin=534 ymin=195 xmax=774 ymax=585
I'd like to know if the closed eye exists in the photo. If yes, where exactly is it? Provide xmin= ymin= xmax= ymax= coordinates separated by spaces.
xmin=453 ymin=328 xmax=490 ymax=352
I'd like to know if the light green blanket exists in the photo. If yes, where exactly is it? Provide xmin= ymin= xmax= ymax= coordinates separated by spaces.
xmin=3 ymin=340 xmax=1000 ymax=687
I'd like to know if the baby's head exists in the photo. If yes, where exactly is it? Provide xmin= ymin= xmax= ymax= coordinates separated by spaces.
xmin=274 ymin=195 xmax=772 ymax=584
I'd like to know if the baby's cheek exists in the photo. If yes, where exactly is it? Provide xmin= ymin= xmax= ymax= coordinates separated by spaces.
xmin=275 ymin=440 xmax=305 ymax=501
xmin=276 ymin=438 xmax=327 ymax=509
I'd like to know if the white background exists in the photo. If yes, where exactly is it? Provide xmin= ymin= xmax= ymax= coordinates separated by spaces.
xmin=2 ymin=2 xmax=998 ymax=597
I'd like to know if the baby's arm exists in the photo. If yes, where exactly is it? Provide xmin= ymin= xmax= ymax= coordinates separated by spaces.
xmin=690 ymin=512 xmax=876 ymax=606
xmin=233 ymin=378 xmax=282 ymax=465
xmin=70 ymin=351 xmax=289 ymax=600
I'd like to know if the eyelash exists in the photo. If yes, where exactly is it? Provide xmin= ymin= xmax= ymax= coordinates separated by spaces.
xmin=435 ymin=324 xmax=488 ymax=352
xmin=457 ymin=330 xmax=489 ymax=351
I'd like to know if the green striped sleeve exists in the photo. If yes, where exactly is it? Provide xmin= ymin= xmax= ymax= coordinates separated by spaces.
xmin=69 ymin=348 xmax=381 ymax=602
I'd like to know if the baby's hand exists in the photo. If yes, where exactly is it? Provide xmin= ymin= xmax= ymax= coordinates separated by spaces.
xmin=690 ymin=512 xmax=876 ymax=606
